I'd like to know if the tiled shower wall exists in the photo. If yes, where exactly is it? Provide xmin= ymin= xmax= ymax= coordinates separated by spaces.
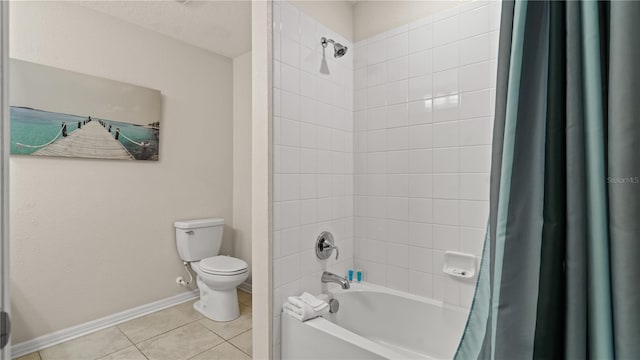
xmin=272 ymin=0 xmax=354 ymax=355
xmin=353 ymin=1 xmax=501 ymax=307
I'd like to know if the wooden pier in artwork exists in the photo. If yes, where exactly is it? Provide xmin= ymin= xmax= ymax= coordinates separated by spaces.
xmin=33 ymin=120 xmax=134 ymax=160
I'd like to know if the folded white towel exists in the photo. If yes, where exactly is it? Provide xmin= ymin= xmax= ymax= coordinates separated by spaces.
xmin=283 ymin=302 xmax=319 ymax=321
xmin=287 ymin=296 xmax=308 ymax=311
xmin=282 ymin=292 xmax=331 ymax=322
xmin=300 ymin=292 xmax=329 ymax=312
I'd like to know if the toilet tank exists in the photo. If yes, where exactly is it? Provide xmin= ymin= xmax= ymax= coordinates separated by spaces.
xmin=174 ymin=218 xmax=224 ymax=262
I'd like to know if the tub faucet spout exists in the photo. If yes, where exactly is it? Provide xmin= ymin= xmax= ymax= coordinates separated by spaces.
xmin=322 ymin=271 xmax=350 ymax=289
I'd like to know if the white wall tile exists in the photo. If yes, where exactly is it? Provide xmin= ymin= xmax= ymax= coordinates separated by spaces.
xmin=490 ymin=30 xmax=500 ymax=60
xmin=409 ymin=75 xmax=433 ymax=101
xmin=368 ymin=38 xmax=387 ymax=65
xmin=281 ymin=36 xmax=300 ymax=67
xmin=386 ymin=151 xmax=409 ymax=174
xmin=387 ymin=174 xmax=409 ymax=197
xmin=409 ymin=222 xmax=433 ymax=248
xmin=409 ymin=50 xmax=433 ymax=78
xmin=433 ymin=43 xmax=459 ymax=72
xmin=367 ymin=107 xmax=387 ymax=130
xmin=386 ymin=79 xmax=409 ymax=105
xmin=409 ymin=149 xmax=433 ymax=173
xmin=433 ymin=225 xmax=459 ymax=250
xmin=460 ymin=174 xmax=489 ymax=200
xmin=367 ymin=84 xmax=387 ymax=108
xmin=409 ymin=24 xmax=433 ymax=53
xmin=344 ymin=2 xmax=497 ymax=305
xmin=281 ymin=90 xmax=300 ymax=120
xmin=460 ymin=145 xmax=491 ymax=172
xmin=432 ymin=199 xmax=459 ymax=226
xmin=459 ymin=200 xmax=489 ymax=227
xmin=409 ymin=198 xmax=433 ymax=223
xmin=409 ymin=99 xmax=433 ymax=125
xmin=299 ymin=12 xmax=317 ymax=47
xmin=281 ymin=63 xmax=300 ymax=94
xmin=433 ymin=95 xmax=458 ymax=123
xmin=386 ymin=126 xmax=409 ymax=151
xmin=432 ymin=121 xmax=459 ymax=148
xmin=409 ymin=271 xmax=433 ymax=298
xmin=387 ymin=219 xmax=409 ymax=244
xmin=409 ymin=174 xmax=433 ymax=198
xmin=387 ymin=56 xmax=409 ymax=82
xmin=280 ymin=1 xmax=299 ymax=42
xmin=490 ymin=0 xmax=502 ymax=31
xmin=460 ymin=90 xmax=490 ymax=119
xmin=460 ymin=61 xmax=490 ymax=92
xmin=433 ymin=174 xmax=459 ymax=199
xmin=387 ymin=103 xmax=409 ymax=128
xmin=387 ymin=241 xmax=409 ymax=268
xmin=387 ymin=197 xmax=409 ymax=221
xmin=409 ymin=246 xmax=433 ymax=273
xmin=300 ymin=45 xmax=318 ymax=74
xmin=460 ymin=227 xmax=484 ymax=255
xmin=433 ymin=69 xmax=459 ymax=97
xmin=433 ymin=15 xmax=459 ymax=47
xmin=408 ymin=124 xmax=433 ymax=149
xmin=459 ymin=5 xmax=489 ymax=39
xmin=387 ymin=266 xmax=410 ymax=292
xmin=433 ymin=148 xmax=460 ymax=173
xmin=387 ymin=32 xmax=409 ymax=59
xmin=367 ymin=63 xmax=387 ymax=87
xmin=459 ymin=33 xmax=490 ymax=66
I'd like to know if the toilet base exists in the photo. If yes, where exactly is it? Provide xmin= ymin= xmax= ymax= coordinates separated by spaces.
xmin=194 ymin=277 xmax=240 ymax=322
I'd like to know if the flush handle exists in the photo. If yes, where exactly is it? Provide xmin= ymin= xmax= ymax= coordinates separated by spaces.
xmin=185 ymin=230 xmax=194 ymax=235
xmin=316 ymin=231 xmax=338 ymax=260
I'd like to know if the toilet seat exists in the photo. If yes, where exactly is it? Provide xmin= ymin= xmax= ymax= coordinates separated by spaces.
xmin=198 ymin=256 xmax=248 ymax=276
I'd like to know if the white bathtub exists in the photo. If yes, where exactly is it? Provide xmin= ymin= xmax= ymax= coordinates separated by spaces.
xmin=281 ymin=282 xmax=469 ymax=359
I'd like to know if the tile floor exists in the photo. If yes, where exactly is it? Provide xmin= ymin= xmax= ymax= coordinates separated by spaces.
xmin=16 ymin=290 xmax=252 ymax=360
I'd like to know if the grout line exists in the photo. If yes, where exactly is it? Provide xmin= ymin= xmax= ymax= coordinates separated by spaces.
xmin=227 ymin=329 xmax=253 ymax=357
xmin=113 ymin=326 xmax=149 ymax=360
xmin=183 ymin=338 xmax=226 ymax=360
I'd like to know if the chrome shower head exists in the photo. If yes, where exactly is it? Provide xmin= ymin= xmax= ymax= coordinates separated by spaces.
xmin=321 ymin=37 xmax=348 ymax=58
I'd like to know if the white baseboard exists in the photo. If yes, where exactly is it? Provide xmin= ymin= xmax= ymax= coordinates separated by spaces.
xmin=238 ymin=281 xmax=252 ymax=293
xmin=11 ymin=290 xmax=199 ymax=359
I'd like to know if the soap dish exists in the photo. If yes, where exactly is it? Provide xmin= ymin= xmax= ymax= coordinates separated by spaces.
xmin=443 ymin=251 xmax=477 ymax=280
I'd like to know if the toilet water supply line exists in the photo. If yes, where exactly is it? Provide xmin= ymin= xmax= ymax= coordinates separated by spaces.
xmin=176 ymin=261 xmax=194 ymax=287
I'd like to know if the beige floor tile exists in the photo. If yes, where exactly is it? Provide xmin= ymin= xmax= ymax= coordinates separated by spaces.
xmin=173 ymin=299 xmax=203 ymax=320
xmin=15 ymin=352 xmax=41 ymax=360
xmin=138 ymin=322 xmax=223 ymax=360
xmin=97 ymin=346 xmax=147 ymax=360
xmin=190 ymin=342 xmax=251 ymax=360
xmin=237 ymin=290 xmax=252 ymax=307
xmin=39 ymin=327 xmax=132 ymax=360
xmin=197 ymin=304 xmax=252 ymax=340
xmin=228 ymin=330 xmax=252 ymax=357
xmin=118 ymin=302 xmax=202 ymax=343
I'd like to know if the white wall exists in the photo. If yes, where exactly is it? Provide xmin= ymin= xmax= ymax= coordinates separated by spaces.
xmin=353 ymin=1 xmax=501 ymax=307
xmin=10 ymin=2 xmax=234 ymax=343
xmin=272 ymin=0 xmax=354 ymax=357
xmin=233 ymin=52 xmax=253 ymax=285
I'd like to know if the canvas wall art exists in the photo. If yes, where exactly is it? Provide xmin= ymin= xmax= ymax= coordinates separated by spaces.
xmin=10 ymin=59 xmax=161 ymax=161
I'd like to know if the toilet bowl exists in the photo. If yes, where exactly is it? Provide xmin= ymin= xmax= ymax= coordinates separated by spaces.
xmin=174 ymin=218 xmax=251 ymax=322
xmin=191 ymin=256 xmax=249 ymax=322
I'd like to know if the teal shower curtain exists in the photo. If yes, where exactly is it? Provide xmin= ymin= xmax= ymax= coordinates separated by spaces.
xmin=455 ymin=1 xmax=640 ymax=359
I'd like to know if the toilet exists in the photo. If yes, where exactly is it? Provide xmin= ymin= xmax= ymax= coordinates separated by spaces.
xmin=175 ymin=218 xmax=249 ymax=322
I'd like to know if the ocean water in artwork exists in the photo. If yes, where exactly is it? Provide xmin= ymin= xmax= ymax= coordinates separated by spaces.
xmin=11 ymin=106 xmax=159 ymax=160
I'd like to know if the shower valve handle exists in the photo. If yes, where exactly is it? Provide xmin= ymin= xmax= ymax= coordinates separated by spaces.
xmin=316 ymin=231 xmax=339 ymax=260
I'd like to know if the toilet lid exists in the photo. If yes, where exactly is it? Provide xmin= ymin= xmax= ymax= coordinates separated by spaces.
xmin=199 ymin=256 xmax=248 ymax=275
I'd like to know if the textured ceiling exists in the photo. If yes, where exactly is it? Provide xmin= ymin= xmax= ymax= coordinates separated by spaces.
xmin=78 ymin=0 xmax=252 ymax=59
